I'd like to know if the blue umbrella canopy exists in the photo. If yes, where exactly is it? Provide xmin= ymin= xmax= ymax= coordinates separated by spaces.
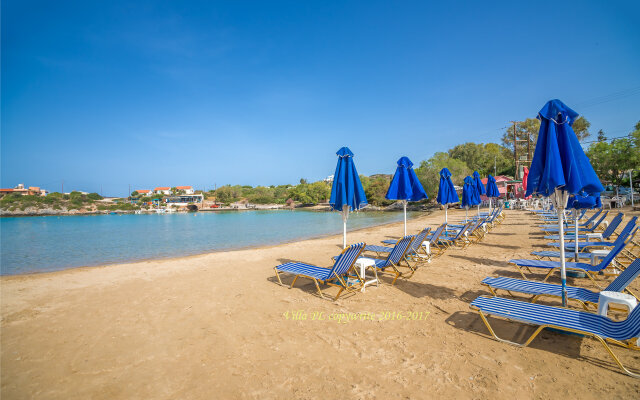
xmin=472 ymin=171 xmax=486 ymax=196
xmin=567 ymin=192 xmax=598 ymax=210
xmin=461 ymin=176 xmax=481 ymax=208
xmin=329 ymin=147 xmax=368 ymax=212
xmin=385 ymin=157 xmax=428 ymax=202
xmin=329 ymin=147 xmax=367 ymax=247
xmin=486 ymin=175 xmax=500 ymax=198
xmin=436 ymin=168 xmax=459 ymax=205
xmin=526 ymin=100 xmax=604 ymax=307
xmin=526 ymin=99 xmax=604 ymax=198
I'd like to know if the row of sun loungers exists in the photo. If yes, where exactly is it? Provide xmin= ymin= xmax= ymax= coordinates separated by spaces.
xmin=470 ymin=207 xmax=640 ymax=377
xmin=274 ymin=205 xmax=505 ymax=300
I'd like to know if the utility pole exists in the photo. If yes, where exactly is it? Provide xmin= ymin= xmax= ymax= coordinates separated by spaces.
xmin=494 ymin=156 xmax=497 ymax=176
xmin=128 ymin=184 xmax=131 ymax=199
xmin=527 ymin=130 xmax=531 ymax=164
xmin=61 ymin=180 xmax=64 ymax=194
xmin=511 ymin=121 xmax=518 ymax=179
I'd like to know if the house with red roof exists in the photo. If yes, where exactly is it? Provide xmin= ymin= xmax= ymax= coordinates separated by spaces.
xmin=154 ymin=187 xmax=171 ymax=195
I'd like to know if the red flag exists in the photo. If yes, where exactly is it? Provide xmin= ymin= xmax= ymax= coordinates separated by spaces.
xmin=522 ymin=166 xmax=529 ymax=192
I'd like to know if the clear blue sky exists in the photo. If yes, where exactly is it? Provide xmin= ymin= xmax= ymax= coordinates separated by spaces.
xmin=2 ymin=0 xmax=639 ymax=196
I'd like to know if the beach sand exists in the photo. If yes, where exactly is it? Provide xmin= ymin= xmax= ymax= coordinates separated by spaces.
xmin=2 ymin=209 xmax=640 ymax=399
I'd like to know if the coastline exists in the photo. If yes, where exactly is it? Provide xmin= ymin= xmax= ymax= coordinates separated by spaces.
xmin=0 ymin=210 xmax=429 ymax=278
xmin=2 ymin=208 xmax=639 ymax=399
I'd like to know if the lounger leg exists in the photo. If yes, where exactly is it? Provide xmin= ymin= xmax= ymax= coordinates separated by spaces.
xmin=274 ymin=268 xmax=283 ymax=285
xmin=477 ymin=311 xmax=545 ymax=347
xmin=290 ymin=275 xmax=299 ymax=288
xmin=313 ymin=279 xmax=325 ymax=299
xmin=515 ymin=265 xmax=529 ymax=280
xmin=593 ymin=335 xmax=640 ymax=378
xmin=541 ymin=268 xmax=556 ymax=282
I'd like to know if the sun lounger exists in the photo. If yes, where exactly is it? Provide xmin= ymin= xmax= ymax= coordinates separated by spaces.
xmin=544 ymin=213 xmax=638 ymax=245
xmin=482 ymin=258 xmax=640 ymax=309
xmin=509 ymin=231 xmax=632 ymax=283
xmin=274 ymin=242 xmax=365 ymax=300
xmin=365 ymin=227 xmax=431 ymax=265
xmin=546 ymin=216 xmax=635 ymax=250
xmin=540 ymin=210 xmax=609 ymax=232
xmin=545 ymin=212 xmax=624 ymax=241
xmin=362 ymin=235 xmax=414 ymax=285
xmin=383 ymin=223 xmax=448 ymax=257
xmin=439 ymin=221 xmax=473 ymax=248
xmin=469 ymin=296 xmax=640 ymax=377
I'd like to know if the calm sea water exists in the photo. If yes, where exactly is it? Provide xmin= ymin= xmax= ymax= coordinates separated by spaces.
xmin=0 ymin=210 xmax=414 ymax=275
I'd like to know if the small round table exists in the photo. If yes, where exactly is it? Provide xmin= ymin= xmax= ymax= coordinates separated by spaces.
xmin=354 ymin=257 xmax=379 ymax=292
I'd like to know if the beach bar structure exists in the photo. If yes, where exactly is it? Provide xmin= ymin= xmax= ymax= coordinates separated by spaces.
xmin=164 ymin=194 xmax=204 ymax=205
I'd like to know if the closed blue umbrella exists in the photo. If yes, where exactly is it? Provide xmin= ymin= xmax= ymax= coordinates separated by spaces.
xmin=436 ymin=168 xmax=459 ymax=223
xmin=486 ymin=175 xmax=500 ymax=209
xmin=462 ymin=176 xmax=481 ymax=221
xmin=386 ymin=156 xmax=428 ymax=235
xmin=472 ymin=171 xmax=486 ymax=216
xmin=329 ymin=147 xmax=368 ymax=248
xmin=526 ymin=99 xmax=604 ymax=306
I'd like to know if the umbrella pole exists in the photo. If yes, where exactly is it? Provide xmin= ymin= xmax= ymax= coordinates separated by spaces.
xmin=555 ymin=190 xmax=568 ymax=307
xmin=445 ymin=204 xmax=448 ymax=224
xmin=489 ymin=198 xmax=492 ymax=210
xmin=403 ymin=201 xmax=407 ymax=236
xmin=342 ymin=205 xmax=349 ymax=249
xmin=574 ymin=210 xmax=579 ymax=262
xmin=631 ymin=170 xmax=634 ymax=208
xmin=465 ymin=207 xmax=468 ymax=222
xmin=477 ymin=204 xmax=480 ymax=216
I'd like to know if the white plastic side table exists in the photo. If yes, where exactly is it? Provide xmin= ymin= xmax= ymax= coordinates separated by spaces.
xmin=597 ymin=292 xmax=638 ymax=344
xmin=354 ymin=257 xmax=379 ymax=292
xmin=586 ymin=233 xmax=603 ymax=241
xmin=597 ymin=291 xmax=637 ymax=317
xmin=421 ymin=241 xmax=432 ymax=264
xmin=590 ymin=249 xmax=610 ymax=265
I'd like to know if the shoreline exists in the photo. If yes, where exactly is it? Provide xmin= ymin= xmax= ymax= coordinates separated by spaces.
xmin=0 ymin=210 xmax=432 ymax=279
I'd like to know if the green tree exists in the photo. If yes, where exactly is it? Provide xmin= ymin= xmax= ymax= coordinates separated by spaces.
xmin=586 ymin=122 xmax=640 ymax=190
xmin=130 ymin=191 xmax=139 ymax=197
xmin=414 ymin=152 xmax=471 ymax=200
xmin=214 ymin=185 xmax=241 ymax=204
xmin=448 ymin=142 xmax=511 ymax=176
xmin=360 ymin=175 xmax=394 ymax=207
xmin=87 ymin=192 xmax=103 ymax=200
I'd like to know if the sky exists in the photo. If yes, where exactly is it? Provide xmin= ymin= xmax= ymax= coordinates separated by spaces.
xmin=2 ymin=0 xmax=639 ymax=196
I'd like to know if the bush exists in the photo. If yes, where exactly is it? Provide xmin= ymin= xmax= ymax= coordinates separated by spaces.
xmin=87 ymin=192 xmax=103 ymax=200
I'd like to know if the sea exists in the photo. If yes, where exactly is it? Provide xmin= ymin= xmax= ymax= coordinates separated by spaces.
xmin=0 ymin=210 xmax=415 ymax=275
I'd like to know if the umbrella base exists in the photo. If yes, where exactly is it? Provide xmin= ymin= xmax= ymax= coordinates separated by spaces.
xmin=566 ymin=270 xmax=586 ymax=278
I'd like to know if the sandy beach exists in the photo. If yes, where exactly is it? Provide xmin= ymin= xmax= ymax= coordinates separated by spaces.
xmin=2 ymin=208 xmax=640 ymax=399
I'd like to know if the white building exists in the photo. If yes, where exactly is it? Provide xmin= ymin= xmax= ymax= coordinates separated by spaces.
xmin=154 ymin=187 xmax=172 ymax=195
xmin=176 ymin=186 xmax=195 ymax=195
